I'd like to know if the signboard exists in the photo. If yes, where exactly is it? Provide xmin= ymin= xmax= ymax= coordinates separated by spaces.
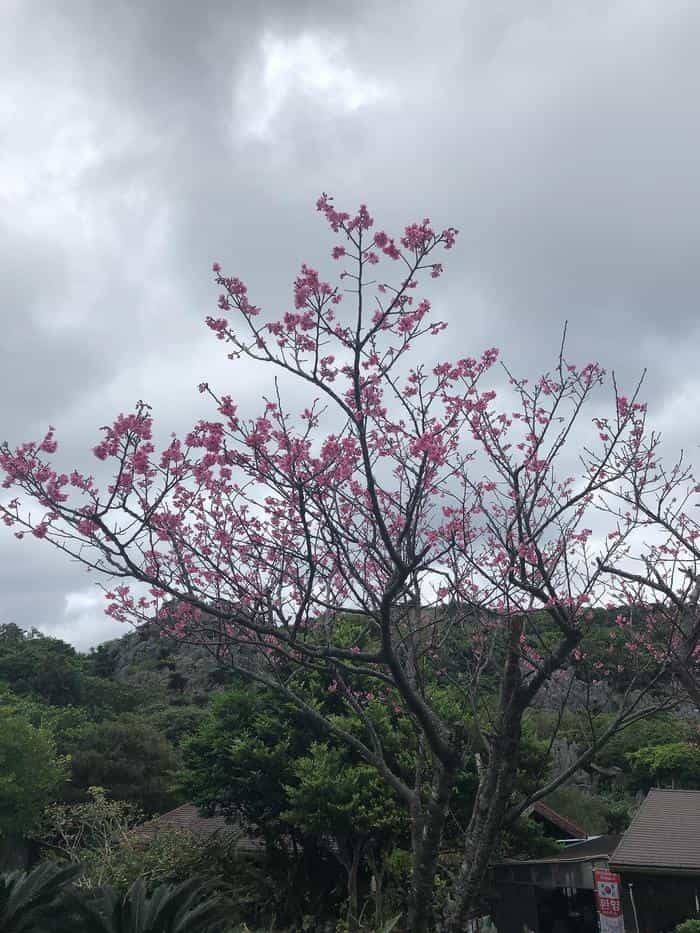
xmin=594 ymin=869 xmax=624 ymax=933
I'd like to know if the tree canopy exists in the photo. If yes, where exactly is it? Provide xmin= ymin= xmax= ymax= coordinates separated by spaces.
xmin=0 ymin=707 xmax=67 ymax=838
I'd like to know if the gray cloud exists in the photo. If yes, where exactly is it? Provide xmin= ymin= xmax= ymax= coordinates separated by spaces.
xmin=2 ymin=0 xmax=699 ymax=648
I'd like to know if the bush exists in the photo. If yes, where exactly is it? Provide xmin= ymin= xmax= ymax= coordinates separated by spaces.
xmin=0 ymin=862 xmax=81 ymax=933
xmin=80 ymin=826 xmax=248 ymax=894
xmin=675 ymin=920 xmax=700 ymax=933
xmin=99 ymin=830 xmax=339 ymax=929
xmin=75 ymin=876 xmax=233 ymax=933
xmin=40 ymin=785 xmax=343 ymax=927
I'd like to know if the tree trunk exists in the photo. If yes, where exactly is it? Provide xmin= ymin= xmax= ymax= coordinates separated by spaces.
xmin=442 ymin=721 xmax=522 ymax=930
xmin=345 ymin=840 xmax=364 ymax=932
xmin=407 ymin=760 xmax=457 ymax=933
xmin=442 ymin=617 xmax=526 ymax=931
xmin=366 ymin=848 xmax=385 ymax=927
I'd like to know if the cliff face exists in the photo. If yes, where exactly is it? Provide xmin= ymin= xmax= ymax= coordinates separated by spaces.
xmin=90 ymin=628 xmax=225 ymax=695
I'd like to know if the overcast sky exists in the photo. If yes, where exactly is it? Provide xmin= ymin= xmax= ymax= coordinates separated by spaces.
xmin=2 ymin=0 xmax=699 ymax=650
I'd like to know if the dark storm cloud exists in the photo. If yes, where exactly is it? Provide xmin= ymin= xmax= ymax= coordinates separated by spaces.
xmin=2 ymin=0 xmax=699 ymax=646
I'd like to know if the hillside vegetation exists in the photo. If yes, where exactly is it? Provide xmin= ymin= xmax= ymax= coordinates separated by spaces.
xmin=0 ymin=617 xmax=696 ymax=928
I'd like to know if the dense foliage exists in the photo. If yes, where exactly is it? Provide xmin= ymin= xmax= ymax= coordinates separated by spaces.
xmin=0 ymin=615 xmax=697 ymax=926
xmin=0 ymin=624 xmax=208 ymax=829
xmin=0 ymin=704 xmax=67 ymax=838
xmin=0 ymin=862 xmax=232 ymax=933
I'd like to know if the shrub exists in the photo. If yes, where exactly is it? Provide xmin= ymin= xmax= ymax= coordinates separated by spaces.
xmin=0 ymin=862 xmax=80 ymax=933
xmin=675 ymin=920 xmax=700 ymax=933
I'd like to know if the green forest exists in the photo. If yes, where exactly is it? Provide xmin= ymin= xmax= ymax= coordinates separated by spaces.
xmin=0 ymin=615 xmax=697 ymax=930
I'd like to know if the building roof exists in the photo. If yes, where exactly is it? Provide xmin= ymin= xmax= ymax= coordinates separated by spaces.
xmin=135 ymin=803 xmax=264 ymax=854
xmin=547 ymin=834 xmax=621 ymax=862
xmin=498 ymin=834 xmax=621 ymax=868
xmin=530 ymin=801 xmax=587 ymax=840
xmin=610 ymin=788 xmax=700 ymax=874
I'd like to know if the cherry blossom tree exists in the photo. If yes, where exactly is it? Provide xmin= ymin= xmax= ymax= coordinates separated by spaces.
xmin=599 ymin=439 xmax=700 ymax=709
xmin=0 ymin=196 xmax=684 ymax=931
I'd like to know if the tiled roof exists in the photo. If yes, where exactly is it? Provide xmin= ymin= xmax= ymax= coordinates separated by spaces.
xmin=610 ymin=788 xmax=700 ymax=873
xmin=530 ymin=800 xmax=587 ymax=839
xmin=136 ymin=803 xmax=264 ymax=854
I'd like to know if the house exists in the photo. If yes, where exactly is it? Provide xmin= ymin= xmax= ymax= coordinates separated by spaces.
xmin=135 ymin=802 xmax=265 ymax=857
xmin=528 ymin=801 xmax=587 ymax=843
xmin=492 ymin=788 xmax=700 ymax=932
xmin=609 ymin=788 xmax=700 ymax=932
xmin=493 ymin=833 xmax=621 ymax=932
